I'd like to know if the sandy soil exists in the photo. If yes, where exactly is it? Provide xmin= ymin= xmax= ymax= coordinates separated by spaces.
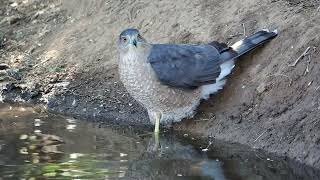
xmin=0 ymin=0 xmax=320 ymax=169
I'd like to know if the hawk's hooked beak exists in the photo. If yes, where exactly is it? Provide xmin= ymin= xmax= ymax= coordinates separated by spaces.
xmin=132 ymin=39 xmax=137 ymax=47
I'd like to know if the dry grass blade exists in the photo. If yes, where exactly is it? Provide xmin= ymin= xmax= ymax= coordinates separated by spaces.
xmin=254 ymin=129 xmax=268 ymax=143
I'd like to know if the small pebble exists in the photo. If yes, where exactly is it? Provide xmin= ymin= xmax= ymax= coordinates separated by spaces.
xmin=267 ymin=158 xmax=273 ymax=161
xmin=19 ymin=147 xmax=28 ymax=154
xmin=202 ymin=148 xmax=208 ymax=152
xmin=34 ymin=129 xmax=41 ymax=133
xmin=0 ymin=63 xmax=9 ymax=70
xmin=66 ymin=118 xmax=76 ymax=124
xmin=10 ymin=2 xmax=18 ymax=7
xmin=34 ymin=118 xmax=41 ymax=122
xmin=19 ymin=134 xmax=28 ymax=140
xmin=29 ymin=145 xmax=36 ymax=150
xmin=29 ymin=135 xmax=37 ymax=141
xmin=120 ymin=153 xmax=128 ymax=157
xmin=66 ymin=124 xmax=76 ymax=130
xmin=72 ymin=99 xmax=77 ymax=106
xmin=70 ymin=153 xmax=84 ymax=159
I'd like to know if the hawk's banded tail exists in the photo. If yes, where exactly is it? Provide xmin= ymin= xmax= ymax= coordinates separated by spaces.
xmin=231 ymin=29 xmax=278 ymax=58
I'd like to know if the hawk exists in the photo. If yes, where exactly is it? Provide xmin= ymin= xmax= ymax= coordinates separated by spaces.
xmin=117 ymin=28 xmax=277 ymax=134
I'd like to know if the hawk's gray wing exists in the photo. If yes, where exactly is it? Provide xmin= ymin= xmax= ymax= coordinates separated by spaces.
xmin=147 ymin=42 xmax=237 ymax=89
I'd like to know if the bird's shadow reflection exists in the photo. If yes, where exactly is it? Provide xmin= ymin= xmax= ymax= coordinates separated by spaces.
xmin=146 ymin=134 xmax=162 ymax=155
xmin=133 ymin=132 xmax=227 ymax=179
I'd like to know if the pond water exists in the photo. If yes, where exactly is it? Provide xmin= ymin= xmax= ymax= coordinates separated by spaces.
xmin=0 ymin=104 xmax=319 ymax=180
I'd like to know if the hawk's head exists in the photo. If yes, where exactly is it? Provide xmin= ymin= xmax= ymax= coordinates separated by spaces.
xmin=118 ymin=28 xmax=147 ymax=52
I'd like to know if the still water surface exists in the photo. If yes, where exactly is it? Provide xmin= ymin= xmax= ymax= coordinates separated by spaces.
xmin=0 ymin=104 xmax=319 ymax=179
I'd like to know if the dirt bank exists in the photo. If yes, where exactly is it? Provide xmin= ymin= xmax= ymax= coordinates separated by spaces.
xmin=0 ymin=0 xmax=320 ymax=170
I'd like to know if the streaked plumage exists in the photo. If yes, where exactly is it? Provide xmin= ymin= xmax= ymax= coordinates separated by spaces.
xmin=117 ymin=28 xmax=277 ymax=128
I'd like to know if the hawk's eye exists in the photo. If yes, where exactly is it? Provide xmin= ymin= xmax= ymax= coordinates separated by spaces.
xmin=121 ymin=37 xmax=127 ymax=42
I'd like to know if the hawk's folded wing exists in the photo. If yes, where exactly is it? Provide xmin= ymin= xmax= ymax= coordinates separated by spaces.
xmin=147 ymin=43 xmax=237 ymax=89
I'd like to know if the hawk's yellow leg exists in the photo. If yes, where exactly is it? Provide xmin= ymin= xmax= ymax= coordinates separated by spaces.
xmin=154 ymin=112 xmax=161 ymax=147
xmin=154 ymin=113 xmax=161 ymax=134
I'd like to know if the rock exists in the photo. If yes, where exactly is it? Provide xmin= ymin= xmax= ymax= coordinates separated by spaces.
xmin=0 ymin=31 xmax=4 ymax=47
xmin=0 ymin=70 xmax=8 ymax=77
xmin=0 ymin=16 xmax=22 ymax=25
xmin=0 ymin=64 xmax=9 ymax=70
xmin=6 ymin=68 xmax=22 ymax=80
xmin=8 ymin=16 xmax=21 ymax=25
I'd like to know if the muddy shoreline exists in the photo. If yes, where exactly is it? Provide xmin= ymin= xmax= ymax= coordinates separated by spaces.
xmin=1 ymin=0 xmax=320 ymax=170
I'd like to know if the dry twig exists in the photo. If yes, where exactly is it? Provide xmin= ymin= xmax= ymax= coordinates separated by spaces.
xmin=201 ymin=141 xmax=212 ymax=152
xmin=304 ymin=54 xmax=311 ymax=75
xmin=289 ymin=46 xmax=311 ymax=67
xmin=242 ymin=23 xmax=246 ymax=37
